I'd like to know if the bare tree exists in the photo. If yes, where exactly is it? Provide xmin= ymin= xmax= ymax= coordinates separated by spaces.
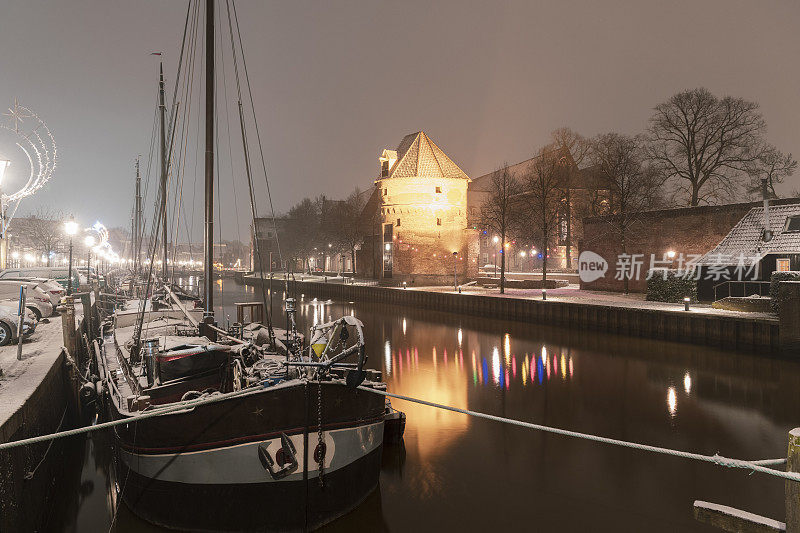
xmin=648 ymin=88 xmax=766 ymax=206
xmin=517 ymin=148 xmax=562 ymax=284
xmin=745 ymin=146 xmax=797 ymax=198
xmin=590 ymin=133 xmax=662 ymax=293
xmin=337 ymin=187 xmax=366 ymax=274
xmin=18 ymin=207 xmax=64 ymax=266
xmin=479 ymin=164 xmax=522 ymax=293
xmin=550 ymin=127 xmax=590 ymax=268
xmin=284 ymin=198 xmax=319 ymax=273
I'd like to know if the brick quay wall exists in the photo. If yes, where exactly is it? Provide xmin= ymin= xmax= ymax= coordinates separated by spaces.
xmin=246 ymin=278 xmax=780 ymax=354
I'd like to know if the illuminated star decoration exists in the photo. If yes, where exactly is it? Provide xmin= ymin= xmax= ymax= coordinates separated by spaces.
xmin=3 ymin=98 xmax=30 ymax=134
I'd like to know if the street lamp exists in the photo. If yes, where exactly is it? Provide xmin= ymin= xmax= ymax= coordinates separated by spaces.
xmin=492 ymin=236 xmax=500 ymax=277
xmin=452 ymin=251 xmax=458 ymax=291
xmin=85 ymin=235 xmax=95 ymax=289
xmin=64 ymin=217 xmax=78 ymax=295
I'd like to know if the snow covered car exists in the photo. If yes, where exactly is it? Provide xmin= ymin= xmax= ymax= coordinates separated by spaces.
xmin=0 ymin=303 xmax=37 ymax=346
xmin=0 ymin=281 xmax=55 ymax=320
xmin=0 ymin=277 xmax=65 ymax=307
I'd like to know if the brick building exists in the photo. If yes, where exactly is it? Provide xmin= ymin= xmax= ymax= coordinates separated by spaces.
xmin=468 ymin=148 xmax=608 ymax=271
xmin=579 ymin=198 xmax=800 ymax=294
xmin=368 ymin=131 xmax=478 ymax=285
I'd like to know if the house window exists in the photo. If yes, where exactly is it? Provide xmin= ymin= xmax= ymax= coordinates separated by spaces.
xmin=396 ymin=218 xmax=401 ymax=226
xmin=482 ymin=253 xmax=488 ymax=265
xmin=436 ymin=218 xmax=442 ymax=226
xmin=435 ymin=186 xmax=442 ymax=193
xmin=785 ymin=215 xmax=800 ymax=232
xmin=777 ymin=258 xmax=791 ymax=272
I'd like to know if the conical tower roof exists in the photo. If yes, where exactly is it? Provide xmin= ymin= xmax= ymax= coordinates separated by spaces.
xmin=387 ymin=131 xmax=470 ymax=181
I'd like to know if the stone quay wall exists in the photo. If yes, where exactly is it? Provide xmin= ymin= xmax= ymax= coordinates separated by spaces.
xmin=248 ymin=278 xmax=781 ymax=353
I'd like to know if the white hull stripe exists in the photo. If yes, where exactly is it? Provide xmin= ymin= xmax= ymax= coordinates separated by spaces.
xmin=120 ymin=421 xmax=383 ymax=484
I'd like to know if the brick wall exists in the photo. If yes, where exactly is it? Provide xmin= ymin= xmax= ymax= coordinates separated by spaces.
xmin=579 ymin=199 xmax=800 ymax=292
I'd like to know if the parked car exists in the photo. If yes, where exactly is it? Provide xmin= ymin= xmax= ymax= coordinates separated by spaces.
xmin=0 ymin=267 xmax=80 ymax=291
xmin=0 ymin=281 xmax=55 ymax=319
xmin=0 ymin=302 xmax=37 ymax=346
xmin=0 ymin=277 xmax=65 ymax=307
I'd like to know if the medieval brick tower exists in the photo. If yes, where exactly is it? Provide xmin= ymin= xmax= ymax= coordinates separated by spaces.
xmin=375 ymin=131 xmax=478 ymax=285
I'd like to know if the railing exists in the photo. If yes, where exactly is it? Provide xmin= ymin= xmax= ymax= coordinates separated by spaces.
xmin=713 ymin=280 xmax=771 ymax=301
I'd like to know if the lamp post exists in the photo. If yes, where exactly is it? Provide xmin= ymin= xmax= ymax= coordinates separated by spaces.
xmin=493 ymin=235 xmax=499 ymax=277
xmin=85 ymin=235 xmax=95 ymax=290
xmin=452 ymin=251 xmax=458 ymax=291
xmin=64 ymin=218 xmax=78 ymax=295
xmin=0 ymin=159 xmax=10 ymax=269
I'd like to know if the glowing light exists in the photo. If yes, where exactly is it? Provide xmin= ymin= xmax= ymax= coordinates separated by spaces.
xmin=0 ymin=159 xmax=10 ymax=186
xmin=667 ymin=387 xmax=677 ymax=416
xmin=64 ymin=219 xmax=78 ymax=236
xmin=683 ymin=372 xmax=692 ymax=394
xmin=402 ymin=318 xmax=407 ymax=335
xmin=384 ymin=341 xmax=391 ymax=375
xmin=560 ymin=354 xmax=566 ymax=379
xmin=492 ymin=346 xmax=500 ymax=384
xmin=503 ymin=334 xmax=511 ymax=364
xmin=84 ymin=235 xmax=95 ymax=247
xmin=457 ymin=328 xmax=462 ymax=346
xmin=667 ymin=250 xmax=676 ymax=259
xmin=492 ymin=235 xmax=499 ymax=244
xmin=11 ymin=251 xmax=19 ymax=259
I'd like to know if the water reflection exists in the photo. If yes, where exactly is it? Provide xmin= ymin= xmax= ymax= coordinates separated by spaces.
xmin=55 ymin=281 xmax=800 ymax=532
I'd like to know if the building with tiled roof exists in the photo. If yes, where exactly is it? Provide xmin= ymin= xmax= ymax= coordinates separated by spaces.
xmin=696 ymin=203 xmax=800 ymax=267
xmin=373 ymin=131 xmax=477 ymax=284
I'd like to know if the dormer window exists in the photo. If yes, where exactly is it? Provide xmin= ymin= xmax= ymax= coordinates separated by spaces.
xmin=784 ymin=215 xmax=800 ymax=232
xmin=435 ymin=186 xmax=442 ymax=193
xmin=381 ymin=160 xmax=389 ymax=177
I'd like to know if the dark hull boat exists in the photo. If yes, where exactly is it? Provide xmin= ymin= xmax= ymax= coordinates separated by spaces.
xmin=99 ymin=1 xmax=405 ymax=529
xmin=99 ymin=308 xmax=398 ymax=531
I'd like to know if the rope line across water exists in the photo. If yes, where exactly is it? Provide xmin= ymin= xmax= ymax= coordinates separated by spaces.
xmin=357 ymin=387 xmax=798 ymax=483
xmin=0 ymin=381 xmax=793 ymax=484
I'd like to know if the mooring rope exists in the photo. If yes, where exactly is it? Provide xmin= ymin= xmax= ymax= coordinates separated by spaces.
xmin=1 ymin=380 xmax=794 ymax=484
xmin=357 ymin=387 xmax=798 ymax=483
xmin=0 ymin=380 xmax=297 ymax=452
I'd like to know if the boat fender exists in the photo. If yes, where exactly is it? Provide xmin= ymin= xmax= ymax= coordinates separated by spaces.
xmin=257 ymin=433 xmax=299 ymax=480
xmin=79 ymin=382 xmax=97 ymax=407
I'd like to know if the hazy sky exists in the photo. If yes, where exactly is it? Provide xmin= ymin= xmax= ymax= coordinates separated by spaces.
xmin=1 ymin=0 xmax=798 ymax=241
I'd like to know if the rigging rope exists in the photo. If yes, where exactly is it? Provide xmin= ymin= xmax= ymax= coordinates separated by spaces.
xmin=356 ymin=386 xmax=800 ymax=483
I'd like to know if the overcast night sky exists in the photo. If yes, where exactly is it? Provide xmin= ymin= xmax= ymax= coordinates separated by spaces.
xmin=1 ymin=0 xmax=798 ymax=241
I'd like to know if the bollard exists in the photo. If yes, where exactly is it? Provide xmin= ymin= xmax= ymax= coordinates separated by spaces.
xmin=787 ymin=428 xmax=800 ymax=533
xmin=17 ymin=286 xmax=27 ymax=360
xmin=61 ymin=296 xmax=77 ymax=357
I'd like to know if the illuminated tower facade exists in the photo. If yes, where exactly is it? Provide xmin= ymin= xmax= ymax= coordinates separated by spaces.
xmin=375 ymin=131 xmax=478 ymax=284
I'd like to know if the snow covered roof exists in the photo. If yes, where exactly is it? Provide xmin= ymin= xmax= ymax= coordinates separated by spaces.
xmin=696 ymin=202 xmax=800 ymax=266
xmin=384 ymin=131 xmax=469 ymax=181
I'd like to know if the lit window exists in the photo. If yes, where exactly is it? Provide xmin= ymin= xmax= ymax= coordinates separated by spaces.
xmin=777 ymin=258 xmax=791 ymax=272
xmin=435 ymin=186 xmax=442 ymax=193
xmin=436 ymin=218 xmax=442 ymax=226
xmin=396 ymin=218 xmax=401 ymax=226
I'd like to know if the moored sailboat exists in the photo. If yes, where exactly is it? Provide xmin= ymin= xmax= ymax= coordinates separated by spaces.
xmin=96 ymin=1 xmax=403 ymax=530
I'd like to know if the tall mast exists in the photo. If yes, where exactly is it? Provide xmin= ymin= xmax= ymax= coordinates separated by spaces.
xmin=135 ymin=157 xmax=142 ymax=275
xmin=203 ymin=0 xmax=215 ymax=323
xmin=158 ymin=62 xmax=169 ymax=280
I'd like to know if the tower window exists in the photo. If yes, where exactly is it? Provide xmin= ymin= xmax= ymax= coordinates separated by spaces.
xmin=435 ymin=186 xmax=442 ymax=193
xmin=383 ymin=188 xmax=388 ymax=196
xmin=436 ymin=218 xmax=442 ymax=226
xmin=396 ymin=218 xmax=401 ymax=226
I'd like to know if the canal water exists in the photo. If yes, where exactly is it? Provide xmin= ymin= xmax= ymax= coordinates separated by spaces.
xmin=55 ymin=279 xmax=800 ymax=532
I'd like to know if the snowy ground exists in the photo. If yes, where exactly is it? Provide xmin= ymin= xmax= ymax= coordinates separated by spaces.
xmin=0 ymin=307 xmax=83 ymax=436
